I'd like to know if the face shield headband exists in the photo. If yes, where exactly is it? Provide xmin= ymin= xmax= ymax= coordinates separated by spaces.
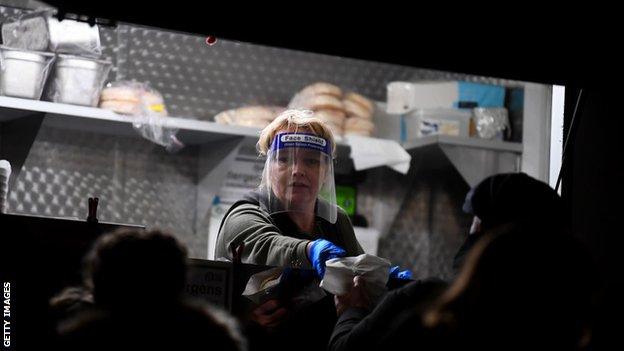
xmin=262 ymin=132 xmax=337 ymax=224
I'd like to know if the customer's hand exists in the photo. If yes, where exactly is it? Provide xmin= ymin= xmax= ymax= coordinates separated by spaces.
xmin=334 ymin=276 xmax=371 ymax=317
xmin=250 ymin=299 xmax=288 ymax=329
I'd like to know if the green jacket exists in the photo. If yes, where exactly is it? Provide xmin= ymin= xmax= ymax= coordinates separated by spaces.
xmin=214 ymin=190 xmax=364 ymax=269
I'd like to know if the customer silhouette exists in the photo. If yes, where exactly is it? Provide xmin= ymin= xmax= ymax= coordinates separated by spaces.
xmin=57 ymin=228 xmax=245 ymax=351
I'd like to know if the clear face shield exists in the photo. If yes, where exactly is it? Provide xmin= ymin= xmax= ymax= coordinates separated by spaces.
xmin=261 ymin=132 xmax=337 ymax=224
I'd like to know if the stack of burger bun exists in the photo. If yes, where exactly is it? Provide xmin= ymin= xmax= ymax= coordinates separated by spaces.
xmin=342 ymin=92 xmax=375 ymax=137
xmin=288 ymin=82 xmax=347 ymax=138
xmin=289 ymin=83 xmax=376 ymax=138
xmin=214 ymin=106 xmax=285 ymax=129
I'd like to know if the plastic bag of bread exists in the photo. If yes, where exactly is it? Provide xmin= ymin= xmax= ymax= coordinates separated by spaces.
xmin=132 ymin=113 xmax=184 ymax=153
xmin=99 ymin=81 xmax=143 ymax=115
xmin=132 ymin=86 xmax=182 ymax=152
xmin=99 ymin=80 xmax=168 ymax=117
xmin=100 ymin=80 xmax=182 ymax=152
xmin=214 ymin=105 xmax=285 ymax=129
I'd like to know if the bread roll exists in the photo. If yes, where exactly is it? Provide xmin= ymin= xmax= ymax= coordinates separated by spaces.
xmin=298 ymin=95 xmax=344 ymax=111
xmin=344 ymin=99 xmax=373 ymax=120
xmin=100 ymin=86 xmax=141 ymax=103
xmin=344 ymin=117 xmax=375 ymax=132
xmin=215 ymin=106 xmax=281 ymax=127
xmin=344 ymin=129 xmax=372 ymax=137
xmin=234 ymin=106 xmax=279 ymax=122
xmin=314 ymin=109 xmax=347 ymax=126
xmin=324 ymin=123 xmax=344 ymax=138
xmin=344 ymin=92 xmax=375 ymax=114
xmin=141 ymin=91 xmax=164 ymax=105
xmin=214 ymin=110 xmax=235 ymax=125
xmin=300 ymin=82 xmax=342 ymax=98
xmin=234 ymin=118 xmax=272 ymax=129
xmin=100 ymin=100 xmax=140 ymax=115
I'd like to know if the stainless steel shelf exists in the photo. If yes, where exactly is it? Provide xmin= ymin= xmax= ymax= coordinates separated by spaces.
xmin=0 ymin=96 xmax=261 ymax=145
xmin=403 ymin=134 xmax=523 ymax=154
xmin=0 ymin=96 xmax=365 ymax=149
xmin=0 ymin=96 xmax=520 ymax=184
xmin=0 ymin=96 xmax=363 ymax=150
xmin=401 ymin=134 xmax=522 ymax=187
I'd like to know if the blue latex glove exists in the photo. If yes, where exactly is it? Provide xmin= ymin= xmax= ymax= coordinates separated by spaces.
xmin=308 ymin=239 xmax=346 ymax=278
xmin=389 ymin=265 xmax=413 ymax=280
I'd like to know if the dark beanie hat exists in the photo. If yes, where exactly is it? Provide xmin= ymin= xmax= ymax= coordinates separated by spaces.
xmin=463 ymin=172 xmax=564 ymax=231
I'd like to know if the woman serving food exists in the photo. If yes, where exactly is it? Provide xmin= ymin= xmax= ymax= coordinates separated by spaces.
xmin=215 ymin=109 xmax=363 ymax=278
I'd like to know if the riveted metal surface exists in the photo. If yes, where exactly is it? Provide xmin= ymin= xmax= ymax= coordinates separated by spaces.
xmin=1 ymin=4 xmax=519 ymax=263
xmin=6 ymin=125 xmax=204 ymax=258
xmin=376 ymin=153 xmax=473 ymax=281
xmin=115 ymin=23 xmax=524 ymax=120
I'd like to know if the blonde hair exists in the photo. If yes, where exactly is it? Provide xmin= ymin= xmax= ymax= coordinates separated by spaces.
xmin=257 ymin=109 xmax=336 ymax=158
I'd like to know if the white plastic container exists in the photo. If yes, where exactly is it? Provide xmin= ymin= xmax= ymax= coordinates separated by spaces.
xmin=48 ymin=55 xmax=111 ymax=106
xmin=405 ymin=108 xmax=472 ymax=138
xmin=387 ymin=81 xmax=417 ymax=114
xmin=2 ymin=14 xmax=102 ymax=57
xmin=1 ymin=15 xmax=49 ymax=51
xmin=0 ymin=46 xmax=55 ymax=99
xmin=47 ymin=17 xmax=102 ymax=57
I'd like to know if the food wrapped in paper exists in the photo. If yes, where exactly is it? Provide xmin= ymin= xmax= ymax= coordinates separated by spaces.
xmin=242 ymin=267 xmax=326 ymax=307
xmin=320 ymin=254 xmax=391 ymax=303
